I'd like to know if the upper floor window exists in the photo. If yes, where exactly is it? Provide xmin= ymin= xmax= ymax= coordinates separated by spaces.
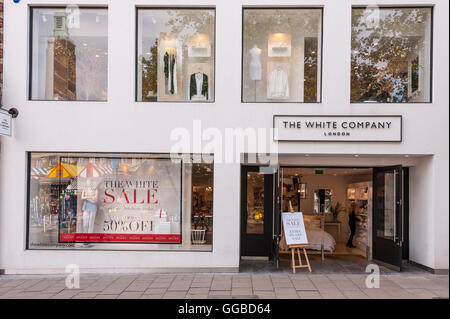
xmin=136 ymin=8 xmax=216 ymax=102
xmin=242 ymin=8 xmax=322 ymax=103
xmin=30 ymin=7 xmax=108 ymax=101
xmin=351 ymin=7 xmax=432 ymax=103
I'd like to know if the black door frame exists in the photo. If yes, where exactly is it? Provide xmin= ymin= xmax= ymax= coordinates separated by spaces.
xmin=240 ymin=166 xmax=274 ymax=258
xmin=272 ymin=166 xmax=281 ymax=267
xmin=372 ymin=165 xmax=404 ymax=271
xmin=402 ymin=167 xmax=410 ymax=261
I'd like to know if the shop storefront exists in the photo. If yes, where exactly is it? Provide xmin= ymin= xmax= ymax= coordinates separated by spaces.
xmin=0 ymin=1 xmax=448 ymax=274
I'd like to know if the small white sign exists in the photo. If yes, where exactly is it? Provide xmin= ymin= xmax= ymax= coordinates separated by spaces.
xmin=0 ymin=112 xmax=12 ymax=137
xmin=282 ymin=212 xmax=308 ymax=246
xmin=274 ymin=115 xmax=402 ymax=142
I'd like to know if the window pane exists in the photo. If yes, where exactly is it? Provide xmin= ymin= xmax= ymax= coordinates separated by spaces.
xmin=242 ymin=8 xmax=322 ymax=103
xmin=30 ymin=7 xmax=108 ymax=101
xmin=375 ymin=171 xmax=396 ymax=240
xmin=137 ymin=9 xmax=215 ymax=102
xmin=246 ymin=172 xmax=265 ymax=234
xmin=191 ymin=163 xmax=213 ymax=245
xmin=351 ymin=7 xmax=432 ymax=103
xmin=28 ymin=153 xmax=213 ymax=251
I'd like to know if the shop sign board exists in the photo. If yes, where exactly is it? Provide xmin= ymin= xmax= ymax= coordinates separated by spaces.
xmin=282 ymin=212 xmax=308 ymax=246
xmin=59 ymin=158 xmax=182 ymax=244
xmin=274 ymin=115 xmax=402 ymax=142
xmin=0 ymin=112 xmax=12 ymax=136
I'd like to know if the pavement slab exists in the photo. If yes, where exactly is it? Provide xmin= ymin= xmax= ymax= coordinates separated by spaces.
xmin=0 ymin=266 xmax=447 ymax=299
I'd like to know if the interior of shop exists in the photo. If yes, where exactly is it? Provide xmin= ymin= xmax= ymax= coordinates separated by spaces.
xmin=281 ymin=167 xmax=373 ymax=260
xmin=191 ymin=163 xmax=214 ymax=246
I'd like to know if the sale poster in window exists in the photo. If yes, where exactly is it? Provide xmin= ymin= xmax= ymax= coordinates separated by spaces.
xmin=59 ymin=158 xmax=182 ymax=243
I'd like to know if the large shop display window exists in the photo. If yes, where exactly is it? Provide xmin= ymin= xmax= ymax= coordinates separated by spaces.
xmin=242 ymin=8 xmax=322 ymax=103
xmin=351 ymin=7 xmax=432 ymax=103
xmin=27 ymin=153 xmax=213 ymax=251
xmin=30 ymin=7 xmax=108 ymax=101
xmin=136 ymin=8 xmax=215 ymax=102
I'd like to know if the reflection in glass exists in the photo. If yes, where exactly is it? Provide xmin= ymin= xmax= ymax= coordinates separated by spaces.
xmin=351 ymin=7 xmax=432 ymax=103
xmin=242 ymin=8 xmax=322 ymax=102
xmin=136 ymin=9 xmax=215 ymax=102
xmin=375 ymin=172 xmax=395 ymax=239
xmin=246 ymin=172 xmax=264 ymax=234
xmin=191 ymin=163 xmax=214 ymax=245
xmin=31 ymin=8 xmax=108 ymax=101
xmin=314 ymin=189 xmax=332 ymax=213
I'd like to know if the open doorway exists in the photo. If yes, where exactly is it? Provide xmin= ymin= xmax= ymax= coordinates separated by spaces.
xmin=280 ymin=167 xmax=373 ymax=262
xmin=239 ymin=164 xmax=409 ymax=271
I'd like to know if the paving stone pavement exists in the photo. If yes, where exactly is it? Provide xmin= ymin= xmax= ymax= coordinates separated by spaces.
xmin=0 ymin=272 xmax=447 ymax=299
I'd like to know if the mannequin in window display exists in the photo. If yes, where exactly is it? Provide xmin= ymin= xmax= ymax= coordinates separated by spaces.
xmin=249 ymin=45 xmax=262 ymax=80
xmin=189 ymin=71 xmax=209 ymax=100
xmin=81 ymin=180 xmax=99 ymax=234
xmin=267 ymin=63 xmax=289 ymax=99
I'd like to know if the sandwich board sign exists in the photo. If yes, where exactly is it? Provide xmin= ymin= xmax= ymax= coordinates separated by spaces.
xmin=282 ymin=212 xmax=308 ymax=246
xmin=0 ymin=112 xmax=12 ymax=137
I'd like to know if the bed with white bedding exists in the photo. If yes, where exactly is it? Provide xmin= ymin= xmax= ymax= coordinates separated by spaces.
xmin=304 ymin=225 xmax=336 ymax=252
xmin=280 ymin=214 xmax=337 ymax=258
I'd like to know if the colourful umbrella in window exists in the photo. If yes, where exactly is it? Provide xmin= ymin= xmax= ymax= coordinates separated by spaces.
xmin=46 ymin=163 xmax=80 ymax=178
xmin=78 ymin=163 xmax=104 ymax=178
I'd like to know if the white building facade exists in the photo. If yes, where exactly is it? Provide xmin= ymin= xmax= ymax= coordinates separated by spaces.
xmin=0 ymin=0 xmax=448 ymax=274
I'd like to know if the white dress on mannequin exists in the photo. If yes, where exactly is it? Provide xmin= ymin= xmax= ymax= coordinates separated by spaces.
xmin=249 ymin=45 xmax=262 ymax=80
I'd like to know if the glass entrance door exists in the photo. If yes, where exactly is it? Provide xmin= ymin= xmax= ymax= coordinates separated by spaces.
xmin=240 ymin=166 xmax=274 ymax=257
xmin=272 ymin=165 xmax=281 ymax=268
xmin=373 ymin=166 xmax=403 ymax=270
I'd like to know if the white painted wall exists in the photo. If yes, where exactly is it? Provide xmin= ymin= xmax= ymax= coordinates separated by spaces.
xmin=1 ymin=0 xmax=448 ymax=273
xmin=409 ymin=156 xmax=435 ymax=269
